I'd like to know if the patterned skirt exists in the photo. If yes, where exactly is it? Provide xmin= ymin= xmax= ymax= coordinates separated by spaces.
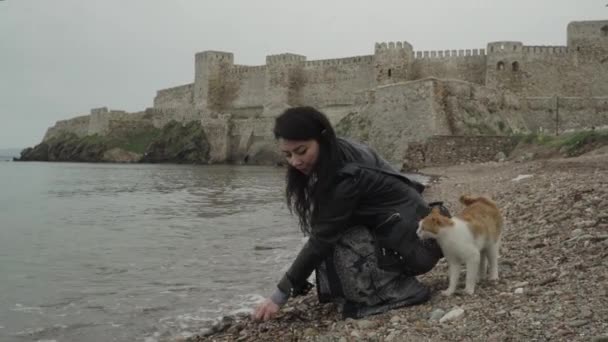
xmin=315 ymin=225 xmax=432 ymax=319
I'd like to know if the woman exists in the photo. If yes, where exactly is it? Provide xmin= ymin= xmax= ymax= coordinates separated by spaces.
xmin=253 ymin=106 xmax=445 ymax=321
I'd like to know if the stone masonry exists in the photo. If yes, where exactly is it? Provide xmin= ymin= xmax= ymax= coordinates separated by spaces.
xmin=42 ymin=20 xmax=608 ymax=165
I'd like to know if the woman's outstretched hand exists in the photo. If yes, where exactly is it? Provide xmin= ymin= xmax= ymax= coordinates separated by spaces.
xmin=252 ymin=298 xmax=280 ymax=321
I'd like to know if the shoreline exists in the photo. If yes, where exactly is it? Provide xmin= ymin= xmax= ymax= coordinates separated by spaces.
xmin=186 ymin=151 xmax=608 ymax=342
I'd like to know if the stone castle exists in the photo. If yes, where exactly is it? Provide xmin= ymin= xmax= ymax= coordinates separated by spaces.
xmin=44 ymin=20 xmax=608 ymax=165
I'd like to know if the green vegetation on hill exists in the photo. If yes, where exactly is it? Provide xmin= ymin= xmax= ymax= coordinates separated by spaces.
xmin=16 ymin=120 xmax=209 ymax=163
xmin=140 ymin=121 xmax=210 ymax=164
xmin=514 ymin=129 xmax=608 ymax=156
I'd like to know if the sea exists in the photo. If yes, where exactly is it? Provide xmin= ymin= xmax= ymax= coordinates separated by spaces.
xmin=0 ymin=161 xmax=303 ymax=342
xmin=0 ymin=160 xmax=428 ymax=342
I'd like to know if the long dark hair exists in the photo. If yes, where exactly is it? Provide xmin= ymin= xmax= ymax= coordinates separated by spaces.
xmin=273 ymin=106 xmax=342 ymax=235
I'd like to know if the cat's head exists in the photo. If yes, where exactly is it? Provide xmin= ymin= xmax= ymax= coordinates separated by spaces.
xmin=417 ymin=206 xmax=454 ymax=240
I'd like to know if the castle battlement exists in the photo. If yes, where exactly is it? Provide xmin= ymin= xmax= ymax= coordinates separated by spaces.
xmin=168 ymin=19 xmax=608 ymax=125
xmin=195 ymin=51 xmax=234 ymax=61
xmin=228 ymin=65 xmax=267 ymax=75
xmin=265 ymin=53 xmax=306 ymax=64
xmin=374 ymin=41 xmax=413 ymax=52
xmin=522 ymin=46 xmax=570 ymax=54
xmin=414 ymin=48 xmax=486 ymax=59
xmin=303 ymin=55 xmax=373 ymax=67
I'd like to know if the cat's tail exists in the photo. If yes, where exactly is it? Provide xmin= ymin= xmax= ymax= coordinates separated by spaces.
xmin=460 ymin=194 xmax=495 ymax=207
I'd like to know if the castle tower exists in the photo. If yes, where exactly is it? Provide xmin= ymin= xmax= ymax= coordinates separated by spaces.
xmin=262 ymin=53 xmax=307 ymax=117
xmin=194 ymin=51 xmax=234 ymax=112
xmin=373 ymin=41 xmax=414 ymax=86
xmin=568 ymin=20 xmax=608 ymax=61
xmin=485 ymin=41 xmax=524 ymax=91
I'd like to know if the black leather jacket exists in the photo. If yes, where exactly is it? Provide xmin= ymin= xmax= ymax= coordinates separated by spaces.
xmin=277 ymin=138 xmax=437 ymax=296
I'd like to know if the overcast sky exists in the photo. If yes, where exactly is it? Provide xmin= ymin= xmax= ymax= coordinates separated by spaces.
xmin=1 ymin=0 xmax=606 ymax=148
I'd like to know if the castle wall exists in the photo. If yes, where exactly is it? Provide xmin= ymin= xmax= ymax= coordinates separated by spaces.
xmin=226 ymin=117 xmax=276 ymax=163
xmin=352 ymin=80 xmax=438 ymax=164
xmin=201 ymin=114 xmax=231 ymax=163
xmin=154 ymin=84 xmax=194 ymax=109
xmin=43 ymin=115 xmax=91 ymax=141
xmin=37 ymin=20 xmax=608 ymax=166
xmin=226 ymin=65 xmax=267 ymax=117
xmin=339 ymin=79 xmax=528 ymax=164
xmin=521 ymin=96 xmax=608 ymax=133
xmin=430 ymin=79 xmax=528 ymax=136
xmin=411 ymin=49 xmax=487 ymax=84
xmin=568 ymin=20 xmax=608 ymax=60
xmin=404 ymin=135 xmax=518 ymax=168
xmin=300 ymin=56 xmax=375 ymax=109
xmin=88 ymin=108 xmax=130 ymax=136
xmin=486 ymin=44 xmax=582 ymax=97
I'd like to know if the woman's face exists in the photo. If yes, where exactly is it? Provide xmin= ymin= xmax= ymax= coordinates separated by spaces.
xmin=278 ymin=138 xmax=320 ymax=175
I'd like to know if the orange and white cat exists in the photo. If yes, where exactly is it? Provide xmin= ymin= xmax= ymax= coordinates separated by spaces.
xmin=417 ymin=195 xmax=503 ymax=296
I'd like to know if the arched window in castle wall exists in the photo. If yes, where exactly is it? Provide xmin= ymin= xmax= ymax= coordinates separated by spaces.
xmin=497 ymin=61 xmax=505 ymax=71
xmin=512 ymin=61 xmax=520 ymax=72
xmin=602 ymin=25 xmax=608 ymax=37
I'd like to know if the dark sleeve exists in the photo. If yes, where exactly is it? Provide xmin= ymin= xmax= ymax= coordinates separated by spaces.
xmin=277 ymin=174 xmax=361 ymax=296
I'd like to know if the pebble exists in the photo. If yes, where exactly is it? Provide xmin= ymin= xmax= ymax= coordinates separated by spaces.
xmin=571 ymin=228 xmax=584 ymax=237
xmin=385 ymin=330 xmax=399 ymax=342
xmin=567 ymin=320 xmax=589 ymax=328
xmin=187 ymin=157 xmax=608 ymax=342
xmin=580 ymin=308 xmax=593 ymax=318
xmin=439 ymin=308 xmax=465 ymax=323
xmin=514 ymin=287 xmax=525 ymax=294
xmin=429 ymin=308 xmax=446 ymax=321
xmin=575 ymin=220 xmax=597 ymax=228
xmin=355 ymin=319 xmax=377 ymax=329
xmin=303 ymin=328 xmax=317 ymax=336
xmin=510 ymin=310 xmax=524 ymax=317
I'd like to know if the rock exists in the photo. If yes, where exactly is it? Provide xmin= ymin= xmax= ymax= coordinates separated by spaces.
xmin=580 ymin=308 xmax=593 ymax=319
xmin=439 ymin=308 xmax=465 ymax=323
xmin=140 ymin=121 xmax=210 ymax=164
xmin=567 ymin=320 xmax=589 ymax=328
xmin=513 ymin=281 xmax=529 ymax=287
xmin=390 ymin=315 xmax=401 ymax=323
xmin=574 ymin=220 xmax=597 ymax=229
xmin=495 ymin=151 xmax=506 ymax=162
xmin=338 ymin=337 xmax=347 ymax=342
xmin=512 ymin=174 xmax=534 ymax=182
xmin=591 ymin=336 xmax=608 ymax=342
xmin=102 ymin=148 xmax=141 ymax=163
xmin=429 ymin=309 xmax=446 ymax=321
xmin=303 ymin=327 xmax=317 ymax=336
xmin=514 ymin=287 xmax=525 ymax=294
xmin=385 ymin=330 xmax=399 ymax=342
xmin=199 ymin=328 xmax=213 ymax=337
xmin=571 ymin=228 xmax=584 ymax=237
xmin=350 ymin=330 xmax=361 ymax=338
xmin=355 ymin=319 xmax=377 ymax=329
xmin=510 ymin=310 xmax=524 ymax=317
